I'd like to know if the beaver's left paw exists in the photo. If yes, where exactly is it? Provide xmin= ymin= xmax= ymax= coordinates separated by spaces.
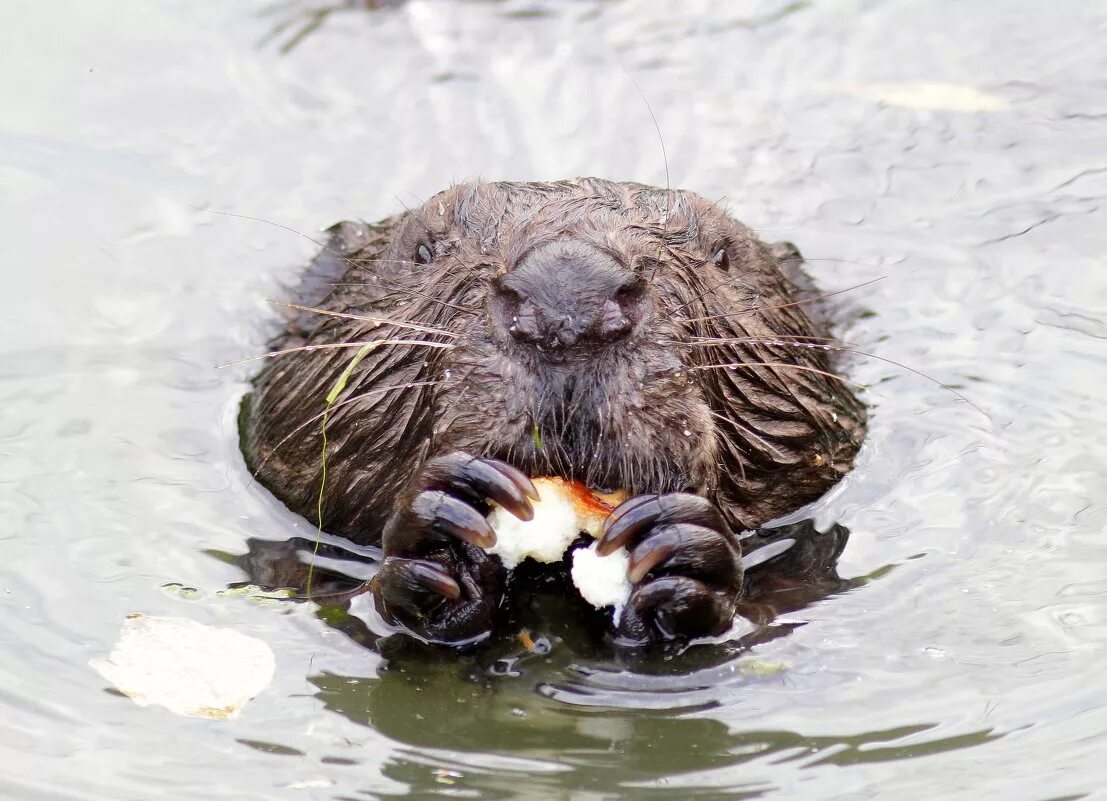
xmin=596 ymin=493 xmax=743 ymax=646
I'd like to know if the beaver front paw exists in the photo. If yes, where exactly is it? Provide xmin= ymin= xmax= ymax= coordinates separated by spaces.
xmin=596 ymin=493 xmax=743 ymax=646
xmin=371 ymin=453 xmax=537 ymax=645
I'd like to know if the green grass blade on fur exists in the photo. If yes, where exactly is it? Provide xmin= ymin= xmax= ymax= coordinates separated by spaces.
xmin=309 ymin=344 xmax=375 ymax=594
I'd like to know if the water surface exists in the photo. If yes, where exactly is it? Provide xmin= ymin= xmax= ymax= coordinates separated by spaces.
xmin=2 ymin=0 xmax=1105 ymax=799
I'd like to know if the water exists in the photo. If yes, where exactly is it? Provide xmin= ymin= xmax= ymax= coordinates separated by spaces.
xmin=2 ymin=0 xmax=1105 ymax=798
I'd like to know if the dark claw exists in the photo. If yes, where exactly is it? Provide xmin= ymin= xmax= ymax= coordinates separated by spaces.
xmin=620 ymin=575 xmax=732 ymax=643
xmin=421 ymin=453 xmax=535 ymax=522
xmin=598 ymin=493 xmax=726 ymax=556
xmin=372 ymin=547 xmax=503 ymax=644
xmin=629 ymin=523 xmax=742 ymax=587
xmin=598 ymin=495 xmax=662 ymax=555
xmin=485 ymin=459 xmax=541 ymax=502
xmin=627 ymin=527 xmax=680 ymax=583
xmin=407 ymin=560 xmax=461 ymax=600
xmin=410 ymin=490 xmax=496 ymax=548
xmin=740 ymin=537 xmax=795 ymax=571
xmin=376 ymin=452 xmax=525 ymax=645
xmin=374 ymin=557 xmax=450 ymax=621
xmin=601 ymin=493 xmax=657 ymax=535
xmin=462 ymin=458 xmax=535 ymax=521
xmin=601 ymin=493 xmax=744 ymax=646
xmin=629 ymin=576 xmax=699 ymax=639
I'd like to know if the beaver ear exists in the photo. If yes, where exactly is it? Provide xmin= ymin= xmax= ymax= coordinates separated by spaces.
xmin=769 ymin=241 xmax=803 ymax=264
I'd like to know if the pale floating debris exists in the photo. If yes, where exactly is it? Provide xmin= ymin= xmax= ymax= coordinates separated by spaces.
xmin=842 ymin=81 xmax=1008 ymax=112
xmin=286 ymin=778 xmax=335 ymax=790
xmin=571 ymin=541 xmax=632 ymax=611
xmin=736 ymin=659 xmax=787 ymax=679
xmin=91 ymin=614 xmax=275 ymax=720
xmin=217 ymin=584 xmax=295 ymax=607
xmin=161 ymin=582 xmax=202 ymax=600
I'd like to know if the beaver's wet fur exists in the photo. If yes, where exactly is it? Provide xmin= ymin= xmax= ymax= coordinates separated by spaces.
xmin=239 ymin=178 xmax=866 ymax=645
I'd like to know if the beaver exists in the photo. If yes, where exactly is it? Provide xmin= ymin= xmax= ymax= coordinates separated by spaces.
xmin=240 ymin=178 xmax=866 ymax=646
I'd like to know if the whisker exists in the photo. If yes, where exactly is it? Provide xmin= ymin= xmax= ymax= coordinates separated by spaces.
xmin=624 ymin=68 xmax=670 ymax=200
xmin=682 ymin=340 xmax=987 ymax=418
xmin=623 ymin=67 xmax=672 ymax=280
xmin=683 ymin=333 xmax=851 ymax=346
xmin=270 ymin=300 xmax=458 ymax=338
xmin=671 ymin=271 xmax=761 ymax=313
xmin=324 ymin=283 xmax=480 ymax=316
xmin=799 ymin=257 xmax=894 ymax=269
xmin=178 ymin=203 xmax=335 ymax=254
xmin=683 ymin=276 xmax=887 ymax=324
xmin=688 ymin=361 xmax=868 ymax=391
xmin=250 ymin=380 xmax=444 ymax=479
xmin=845 ymin=347 xmax=989 ymax=418
xmin=179 ymin=204 xmax=481 ymax=321
xmin=174 ymin=203 xmax=380 ymax=275
xmin=707 ymin=409 xmax=781 ymax=466
xmin=218 ymin=339 xmax=453 ymax=369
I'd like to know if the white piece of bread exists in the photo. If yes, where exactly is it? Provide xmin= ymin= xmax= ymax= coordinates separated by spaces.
xmin=570 ymin=541 xmax=632 ymax=611
xmin=485 ymin=477 xmax=632 ymax=610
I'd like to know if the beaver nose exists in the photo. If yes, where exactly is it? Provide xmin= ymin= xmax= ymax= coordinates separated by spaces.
xmin=495 ymin=240 xmax=644 ymax=352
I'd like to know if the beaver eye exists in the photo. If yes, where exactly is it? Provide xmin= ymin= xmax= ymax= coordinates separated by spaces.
xmin=712 ymin=247 xmax=730 ymax=272
xmin=414 ymin=243 xmax=434 ymax=265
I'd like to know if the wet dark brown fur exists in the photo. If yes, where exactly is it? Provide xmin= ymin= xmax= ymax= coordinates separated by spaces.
xmin=240 ymin=178 xmax=866 ymax=547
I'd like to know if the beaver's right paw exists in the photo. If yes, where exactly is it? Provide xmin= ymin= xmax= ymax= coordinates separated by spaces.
xmin=371 ymin=453 xmax=537 ymax=645
xmin=596 ymin=493 xmax=743 ymax=647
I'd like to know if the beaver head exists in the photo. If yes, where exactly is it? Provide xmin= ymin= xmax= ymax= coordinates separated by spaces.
xmin=243 ymin=178 xmax=865 ymax=544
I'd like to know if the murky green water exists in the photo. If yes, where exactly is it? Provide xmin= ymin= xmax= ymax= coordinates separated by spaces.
xmin=2 ymin=0 xmax=1105 ymax=798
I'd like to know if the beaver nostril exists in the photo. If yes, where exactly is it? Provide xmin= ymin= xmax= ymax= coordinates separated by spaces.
xmin=494 ymin=277 xmax=522 ymax=304
xmin=502 ymin=283 xmax=639 ymax=348
xmin=615 ymin=276 xmax=647 ymax=305
xmin=599 ymin=299 xmax=632 ymax=341
xmin=497 ymin=241 xmax=647 ymax=352
xmin=508 ymin=297 xmax=542 ymax=343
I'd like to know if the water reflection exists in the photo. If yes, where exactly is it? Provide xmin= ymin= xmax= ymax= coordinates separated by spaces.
xmin=259 ymin=0 xmax=409 ymax=53
xmin=310 ymin=664 xmax=999 ymax=800
xmin=228 ymin=519 xmax=1007 ymax=797
xmin=3 ymin=0 xmax=1104 ymax=796
xmin=257 ymin=0 xmax=811 ymax=55
xmin=234 ymin=519 xmax=860 ymax=677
